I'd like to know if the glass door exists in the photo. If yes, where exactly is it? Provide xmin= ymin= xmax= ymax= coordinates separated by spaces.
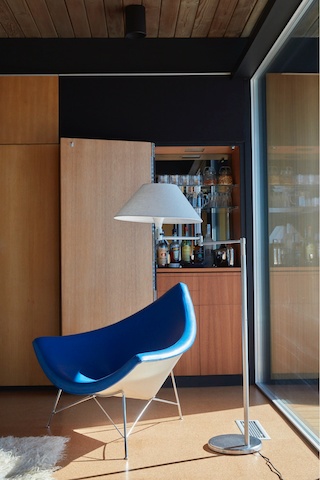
xmin=251 ymin=0 xmax=319 ymax=450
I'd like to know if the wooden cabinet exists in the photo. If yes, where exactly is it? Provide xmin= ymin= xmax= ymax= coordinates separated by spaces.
xmin=270 ymin=268 xmax=319 ymax=378
xmin=0 ymin=76 xmax=58 ymax=145
xmin=0 ymin=76 xmax=60 ymax=385
xmin=157 ymin=273 xmax=201 ymax=375
xmin=266 ymin=74 xmax=319 ymax=148
xmin=199 ymin=272 xmax=242 ymax=375
xmin=60 ymin=138 xmax=154 ymax=334
xmin=157 ymin=269 xmax=242 ymax=376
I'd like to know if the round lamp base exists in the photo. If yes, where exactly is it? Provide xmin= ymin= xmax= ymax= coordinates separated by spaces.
xmin=208 ymin=434 xmax=262 ymax=455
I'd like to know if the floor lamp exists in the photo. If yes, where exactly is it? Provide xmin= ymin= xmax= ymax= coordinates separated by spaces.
xmin=115 ymin=183 xmax=261 ymax=455
xmin=206 ymin=237 xmax=262 ymax=454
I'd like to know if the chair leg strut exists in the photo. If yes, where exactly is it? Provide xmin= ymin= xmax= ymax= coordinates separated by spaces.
xmin=170 ymin=371 xmax=183 ymax=420
xmin=47 ymin=388 xmax=62 ymax=428
xmin=46 ymin=371 xmax=181 ymax=459
xmin=122 ymin=394 xmax=128 ymax=460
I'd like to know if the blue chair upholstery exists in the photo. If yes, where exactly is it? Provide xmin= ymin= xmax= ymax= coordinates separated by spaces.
xmin=33 ymin=282 xmax=196 ymax=458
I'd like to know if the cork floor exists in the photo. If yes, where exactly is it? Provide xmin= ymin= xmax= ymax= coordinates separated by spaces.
xmin=0 ymin=386 xmax=319 ymax=480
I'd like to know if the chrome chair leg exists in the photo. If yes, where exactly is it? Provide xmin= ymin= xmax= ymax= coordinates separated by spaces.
xmin=95 ymin=393 xmax=129 ymax=459
xmin=122 ymin=394 xmax=128 ymax=460
xmin=47 ymin=389 xmax=95 ymax=427
xmin=46 ymin=371 xmax=182 ymax=457
xmin=170 ymin=370 xmax=183 ymax=419
xmin=47 ymin=388 xmax=62 ymax=427
xmin=152 ymin=371 xmax=183 ymax=420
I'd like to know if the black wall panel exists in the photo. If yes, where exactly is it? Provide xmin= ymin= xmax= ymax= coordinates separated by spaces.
xmin=59 ymin=75 xmax=250 ymax=146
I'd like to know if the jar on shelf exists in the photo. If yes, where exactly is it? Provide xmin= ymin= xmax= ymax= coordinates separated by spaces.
xmin=279 ymin=166 xmax=293 ymax=185
xmin=269 ymin=166 xmax=280 ymax=185
xmin=218 ymin=166 xmax=233 ymax=185
xmin=203 ymin=166 xmax=217 ymax=185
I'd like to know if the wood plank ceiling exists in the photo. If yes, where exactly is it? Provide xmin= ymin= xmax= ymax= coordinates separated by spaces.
xmin=0 ymin=0 xmax=271 ymax=39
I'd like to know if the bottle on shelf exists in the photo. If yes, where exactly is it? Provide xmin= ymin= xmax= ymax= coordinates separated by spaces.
xmin=157 ymin=229 xmax=169 ymax=268
xmin=271 ymin=239 xmax=283 ymax=266
xmin=292 ymin=233 xmax=303 ymax=266
xmin=283 ymin=223 xmax=294 ymax=266
xmin=181 ymin=225 xmax=192 ymax=265
xmin=305 ymin=225 xmax=316 ymax=265
xmin=203 ymin=224 xmax=213 ymax=267
xmin=169 ymin=227 xmax=181 ymax=266
xmin=213 ymin=244 xmax=228 ymax=267
xmin=194 ymin=233 xmax=204 ymax=265
xmin=227 ymin=244 xmax=235 ymax=267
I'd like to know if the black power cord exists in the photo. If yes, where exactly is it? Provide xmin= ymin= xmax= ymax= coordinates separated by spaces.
xmin=259 ymin=452 xmax=285 ymax=479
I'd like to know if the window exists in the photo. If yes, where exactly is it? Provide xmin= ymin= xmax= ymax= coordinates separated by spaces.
xmin=251 ymin=0 xmax=319 ymax=450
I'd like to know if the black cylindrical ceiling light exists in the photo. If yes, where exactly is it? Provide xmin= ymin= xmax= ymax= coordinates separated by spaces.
xmin=125 ymin=5 xmax=146 ymax=39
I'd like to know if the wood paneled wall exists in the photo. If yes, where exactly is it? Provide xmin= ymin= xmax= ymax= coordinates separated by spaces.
xmin=0 ymin=77 xmax=60 ymax=385
xmin=0 ymin=76 xmax=58 ymax=145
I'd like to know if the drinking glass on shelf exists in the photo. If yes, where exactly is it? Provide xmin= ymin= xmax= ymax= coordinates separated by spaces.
xmin=157 ymin=174 xmax=169 ymax=183
xmin=197 ymin=191 xmax=209 ymax=208
xmin=179 ymin=174 xmax=190 ymax=186
xmin=193 ymin=174 xmax=202 ymax=186
xmin=170 ymin=174 xmax=179 ymax=184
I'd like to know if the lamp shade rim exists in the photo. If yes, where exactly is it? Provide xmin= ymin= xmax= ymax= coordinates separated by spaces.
xmin=114 ymin=183 xmax=203 ymax=226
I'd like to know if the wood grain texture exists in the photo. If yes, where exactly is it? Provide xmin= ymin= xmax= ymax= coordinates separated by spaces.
xmin=199 ymin=272 xmax=241 ymax=305
xmin=156 ymin=270 xmax=242 ymax=376
xmin=266 ymin=74 xmax=319 ymax=147
xmin=0 ymin=0 xmax=272 ymax=38
xmin=144 ymin=0 xmax=161 ymax=38
xmin=104 ymin=0 xmax=124 ymax=38
xmin=66 ymin=0 xmax=91 ymax=37
xmin=60 ymin=138 xmax=154 ymax=335
xmin=157 ymin=273 xmax=201 ymax=375
xmin=0 ymin=76 xmax=59 ymax=144
xmin=270 ymin=268 xmax=319 ymax=377
xmin=226 ymin=0 xmax=258 ymax=37
xmin=0 ymin=0 xmax=24 ymax=37
xmin=25 ymin=0 xmax=58 ymax=37
xmin=175 ymin=305 xmax=201 ymax=376
xmin=85 ymin=0 xmax=108 ymax=37
xmin=6 ymin=0 xmax=40 ymax=37
xmin=0 ymin=144 xmax=60 ymax=385
xmin=45 ymin=0 xmax=75 ymax=37
xmin=192 ymin=0 xmax=219 ymax=37
xmin=209 ymin=0 xmax=238 ymax=37
xmin=200 ymin=304 xmax=242 ymax=375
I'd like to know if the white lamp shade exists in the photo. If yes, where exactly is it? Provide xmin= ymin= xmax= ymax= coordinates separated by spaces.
xmin=114 ymin=183 xmax=202 ymax=229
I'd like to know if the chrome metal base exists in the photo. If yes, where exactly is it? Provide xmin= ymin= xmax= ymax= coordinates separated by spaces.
xmin=208 ymin=434 xmax=262 ymax=455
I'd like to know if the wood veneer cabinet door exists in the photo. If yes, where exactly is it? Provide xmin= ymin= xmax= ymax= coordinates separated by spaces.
xmin=0 ymin=76 xmax=58 ymax=145
xmin=0 ymin=145 xmax=60 ymax=385
xmin=200 ymin=305 xmax=242 ymax=375
xmin=60 ymin=138 xmax=154 ymax=334
xmin=199 ymin=273 xmax=242 ymax=375
xmin=174 ymin=304 xmax=201 ymax=376
xmin=157 ymin=273 xmax=201 ymax=375
xmin=270 ymin=269 xmax=319 ymax=377
xmin=157 ymin=271 xmax=242 ymax=376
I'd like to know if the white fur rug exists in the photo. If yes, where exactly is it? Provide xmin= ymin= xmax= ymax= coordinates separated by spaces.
xmin=0 ymin=436 xmax=69 ymax=480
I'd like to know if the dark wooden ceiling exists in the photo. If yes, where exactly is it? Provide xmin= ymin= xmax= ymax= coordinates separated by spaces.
xmin=0 ymin=0 xmax=272 ymax=39
xmin=0 ymin=1 xmax=317 ymax=76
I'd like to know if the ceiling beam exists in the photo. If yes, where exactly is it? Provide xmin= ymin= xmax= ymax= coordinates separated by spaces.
xmin=0 ymin=38 xmax=248 ymax=75
xmin=232 ymin=0 xmax=304 ymax=78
